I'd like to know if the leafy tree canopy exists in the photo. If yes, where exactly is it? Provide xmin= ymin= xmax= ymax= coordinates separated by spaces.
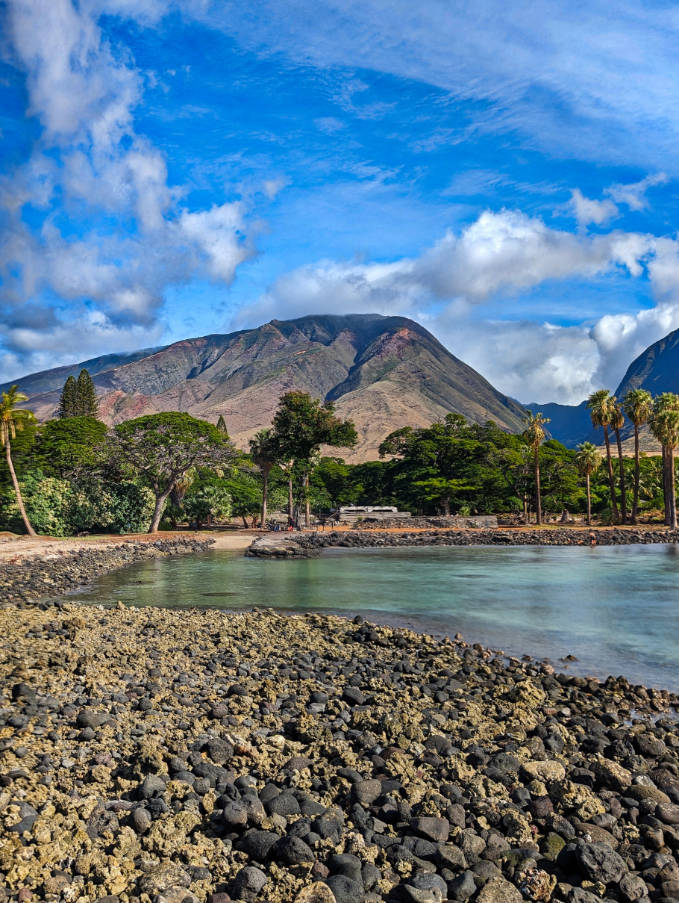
xmin=273 ymin=391 xmax=357 ymax=464
xmin=34 ymin=416 xmax=107 ymax=478
xmin=111 ymin=412 xmax=236 ymax=532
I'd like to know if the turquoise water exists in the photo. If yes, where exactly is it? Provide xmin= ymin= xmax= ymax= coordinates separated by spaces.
xmin=67 ymin=544 xmax=679 ymax=691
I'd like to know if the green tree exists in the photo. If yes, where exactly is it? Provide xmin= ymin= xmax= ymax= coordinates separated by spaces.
xmin=111 ymin=412 xmax=235 ymax=533
xmin=216 ymin=415 xmax=229 ymax=436
xmin=0 ymin=386 xmax=37 ymax=536
xmin=223 ymin=471 xmax=261 ymax=527
xmin=0 ymin=470 xmax=70 ymax=536
xmin=523 ymin=412 xmax=550 ymax=525
xmin=75 ymin=369 xmax=98 ymax=417
xmin=623 ymin=388 xmax=653 ymax=523
xmin=183 ymin=471 xmax=232 ymax=528
xmin=272 ymin=391 xmax=357 ymax=527
xmin=380 ymin=415 xmax=479 ymax=515
xmin=58 ymin=375 xmax=78 ymax=419
xmin=312 ymin=457 xmax=361 ymax=508
xmin=587 ymin=389 xmax=619 ymax=523
xmin=413 ymin=477 xmax=476 ymax=513
xmin=649 ymin=393 xmax=679 ymax=529
xmin=34 ymin=416 xmax=107 ymax=478
xmin=249 ymin=428 xmax=279 ymax=527
xmin=575 ymin=441 xmax=601 ymax=525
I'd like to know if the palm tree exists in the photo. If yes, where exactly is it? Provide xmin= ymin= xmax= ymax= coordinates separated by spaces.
xmin=622 ymin=388 xmax=653 ymax=523
xmin=649 ymin=393 xmax=679 ymax=529
xmin=249 ymin=429 xmax=279 ymax=528
xmin=523 ymin=412 xmax=550 ymax=525
xmin=587 ymin=389 xmax=619 ymax=523
xmin=0 ymin=386 xmax=37 ymax=537
xmin=610 ymin=402 xmax=628 ymax=524
xmin=575 ymin=442 xmax=601 ymax=525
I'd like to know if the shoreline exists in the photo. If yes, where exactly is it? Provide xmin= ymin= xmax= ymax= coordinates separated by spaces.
xmin=0 ymin=530 xmax=257 ymax=608
xmin=4 ymin=604 xmax=679 ymax=903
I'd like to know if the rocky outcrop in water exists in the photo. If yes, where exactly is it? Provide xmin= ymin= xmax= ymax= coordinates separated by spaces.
xmin=2 ymin=605 xmax=679 ymax=903
xmin=0 ymin=537 xmax=213 ymax=607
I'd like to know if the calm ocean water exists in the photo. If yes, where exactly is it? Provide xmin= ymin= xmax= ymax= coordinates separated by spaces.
xmin=66 ymin=544 xmax=679 ymax=691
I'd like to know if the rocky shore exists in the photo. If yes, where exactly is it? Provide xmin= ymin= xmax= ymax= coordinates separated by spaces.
xmin=246 ymin=528 xmax=679 ymax=558
xmin=3 ymin=603 xmax=679 ymax=903
xmin=0 ymin=537 xmax=213 ymax=607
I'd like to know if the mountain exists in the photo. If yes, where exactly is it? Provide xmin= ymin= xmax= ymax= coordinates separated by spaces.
xmin=2 ymin=314 xmax=528 ymax=462
xmin=526 ymin=400 xmax=591 ymax=448
xmin=615 ymin=328 xmax=679 ymax=399
xmin=530 ymin=326 xmax=679 ymax=449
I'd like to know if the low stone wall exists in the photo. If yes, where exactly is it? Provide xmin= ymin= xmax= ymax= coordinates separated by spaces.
xmin=247 ymin=526 xmax=679 ymax=557
xmin=0 ymin=536 xmax=214 ymax=607
xmin=349 ymin=515 xmax=498 ymax=530
xmin=305 ymin=527 xmax=679 ymax=550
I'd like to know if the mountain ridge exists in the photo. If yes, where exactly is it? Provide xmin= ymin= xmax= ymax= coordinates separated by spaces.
xmin=2 ymin=313 xmax=527 ymax=462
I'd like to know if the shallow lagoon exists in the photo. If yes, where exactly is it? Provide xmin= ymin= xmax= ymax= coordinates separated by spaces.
xmin=67 ymin=543 xmax=679 ymax=691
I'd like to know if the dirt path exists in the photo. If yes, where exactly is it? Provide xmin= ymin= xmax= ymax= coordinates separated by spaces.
xmin=0 ymin=528 xmax=256 ymax=564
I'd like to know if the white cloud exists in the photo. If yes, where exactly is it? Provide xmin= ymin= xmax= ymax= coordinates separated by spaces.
xmin=178 ymin=203 xmax=252 ymax=282
xmin=417 ymin=211 xmax=651 ymax=299
xmin=606 ymin=173 xmax=668 ymax=211
xmin=567 ymin=173 xmax=668 ymax=231
xmin=236 ymin=208 xmax=679 ymax=404
xmin=0 ymin=309 xmax=164 ymax=382
xmin=569 ymin=189 xmax=618 ymax=229
xmin=6 ymin=0 xmax=139 ymax=145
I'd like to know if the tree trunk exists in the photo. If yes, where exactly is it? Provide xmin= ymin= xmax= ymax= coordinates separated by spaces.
xmin=670 ymin=446 xmax=677 ymax=530
xmin=615 ymin=428 xmax=627 ymax=524
xmin=303 ymin=471 xmax=310 ymax=528
xmin=603 ymin=426 xmax=619 ymax=523
xmin=586 ymin=473 xmax=591 ymax=526
xmin=662 ymin=446 xmax=671 ymax=525
xmin=523 ymin=494 xmax=528 ymax=522
xmin=260 ymin=470 xmax=268 ymax=529
xmin=149 ymin=485 xmax=173 ymax=533
xmin=6 ymin=440 xmax=36 ymax=537
xmin=632 ymin=424 xmax=640 ymax=524
xmin=534 ymin=448 xmax=542 ymax=525
xmin=443 ymin=496 xmax=450 ymax=516
xmin=288 ymin=475 xmax=293 ymax=521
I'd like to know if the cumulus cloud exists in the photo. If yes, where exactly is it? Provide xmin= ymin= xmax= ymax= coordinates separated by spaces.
xmin=0 ymin=0 xmax=260 ymax=376
xmin=237 ymin=208 xmax=679 ymax=404
xmin=569 ymin=189 xmax=618 ymax=229
xmin=416 ymin=212 xmax=654 ymax=299
xmin=178 ymin=203 xmax=252 ymax=282
xmin=0 ymin=308 xmax=165 ymax=381
xmin=243 ymin=209 xmax=656 ymax=322
xmin=567 ymin=174 xmax=668 ymax=231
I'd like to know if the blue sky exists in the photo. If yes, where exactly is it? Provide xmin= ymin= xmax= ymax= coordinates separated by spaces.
xmin=1 ymin=0 xmax=679 ymax=402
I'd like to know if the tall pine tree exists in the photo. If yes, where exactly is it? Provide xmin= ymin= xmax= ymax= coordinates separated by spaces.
xmin=75 ymin=370 xmax=98 ymax=417
xmin=58 ymin=376 xmax=78 ymax=418
xmin=58 ymin=370 xmax=98 ymax=419
xmin=216 ymin=415 xmax=229 ymax=437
